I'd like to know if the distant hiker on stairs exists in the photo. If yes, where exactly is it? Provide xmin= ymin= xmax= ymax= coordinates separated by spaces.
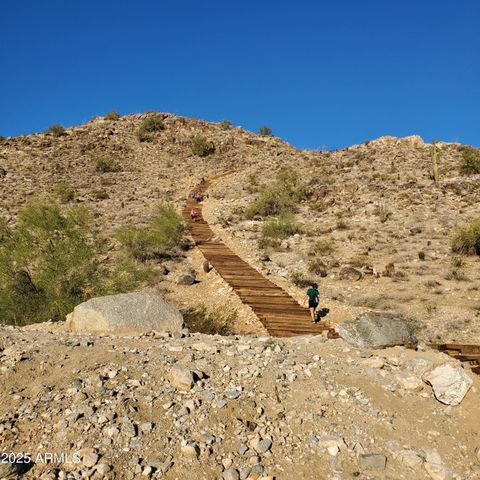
xmin=306 ymin=282 xmax=320 ymax=323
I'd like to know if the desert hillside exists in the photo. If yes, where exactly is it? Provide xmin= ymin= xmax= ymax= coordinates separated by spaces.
xmin=1 ymin=113 xmax=480 ymax=480
xmin=1 ymin=113 xmax=478 ymax=341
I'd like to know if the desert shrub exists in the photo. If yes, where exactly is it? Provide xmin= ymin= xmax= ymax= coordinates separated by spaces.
xmin=450 ymin=219 xmax=480 ymax=255
xmin=191 ymin=135 xmax=215 ymax=156
xmin=307 ymin=258 xmax=327 ymax=276
xmin=451 ymin=255 xmax=465 ymax=268
xmin=373 ymin=204 xmax=391 ymax=223
xmin=459 ymin=146 xmax=480 ymax=175
xmin=105 ymin=110 xmax=120 ymax=121
xmin=258 ymin=126 xmax=272 ymax=136
xmin=257 ymin=237 xmax=281 ymax=249
xmin=140 ymin=115 xmax=165 ymax=132
xmin=349 ymin=254 xmax=370 ymax=268
xmin=309 ymin=200 xmax=327 ymax=212
xmin=116 ymin=202 xmax=185 ymax=261
xmin=93 ymin=189 xmax=109 ymax=200
xmin=46 ymin=124 xmax=65 ymax=137
xmin=309 ymin=238 xmax=336 ymax=256
xmin=136 ymin=129 xmax=153 ymax=142
xmin=0 ymin=200 xmax=149 ymax=326
xmin=262 ymin=213 xmax=302 ymax=239
xmin=53 ymin=182 xmax=75 ymax=203
xmin=336 ymin=219 xmax=349 ymax=230
xmin=93 ymin=156 xmax=121 ymax=173
xmin=220 ymin=120 xmax=232 ymax=130
xmin=182 ymin=305 xmax=235 ymax=335
xmin=135 ymin=115 xmax=164 ymax=142
xmin=289 ymin=271 xmax=314 ymax=288
xmin=245 ymin=168 xmax=310 ymax=218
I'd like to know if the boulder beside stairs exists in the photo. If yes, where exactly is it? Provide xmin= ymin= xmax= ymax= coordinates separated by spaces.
xmin=66 ymin=292 xmax=184 ymax=335
xmin=338 ymin=311 xmax=417 ymax=348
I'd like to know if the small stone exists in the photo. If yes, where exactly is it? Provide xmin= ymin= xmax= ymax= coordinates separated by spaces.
xmin=96 ymin=463 xmax=111 ymax=474
xmin=251 ymin=437 xmax=272 ymax=454
xmin=181 ymin=443 xmax=200 ymax=457
xmin=168 ymin=367 xmax=195 ymax=391
xmin=142 ymin=466 xmax=153 ymax=476
xmin=223 ymin=468 xmax=239 ymax=480
xmin=399 ymin=450 xmax=423 ymax=470
xmin=316 ymin=435 xmax=345 ymax=451
xmin=359 ymin=453 xmax=387 ymax=470
xmin=78 ymin=448 xmax=98 ymax=468
xmin=121 ymin=417 xmax=137 ymax=437
xmin=239 ymin=467 xmax=251 ymax=479
xmin=327 ymin=446 xmax=339 ymax=456
xmin=140 ymin=422 xmax=153 ymax=433
xmin=225 ymin=391 xmax=241 ymax=400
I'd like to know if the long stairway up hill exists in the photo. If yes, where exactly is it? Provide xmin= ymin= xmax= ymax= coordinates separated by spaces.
xmin=184 ymin=179 xmax=338 ymax=338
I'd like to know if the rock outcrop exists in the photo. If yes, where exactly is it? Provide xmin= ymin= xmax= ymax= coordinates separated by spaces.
xmin=66 ymin=292 xmax=184 ymax=335
xmin=338 ymin=311 xmax=417 ymax=348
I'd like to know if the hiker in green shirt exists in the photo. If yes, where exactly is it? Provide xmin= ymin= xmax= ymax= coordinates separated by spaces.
xmin=306 ymin=282 xmax=320 ymax=323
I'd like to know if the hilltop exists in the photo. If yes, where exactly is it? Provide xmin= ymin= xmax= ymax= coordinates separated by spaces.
xmin=1 ymin=112 xmax=479 ymax=479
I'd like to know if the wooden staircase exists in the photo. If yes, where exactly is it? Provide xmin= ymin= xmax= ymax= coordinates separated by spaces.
xmin=184 ymin=179 xmax=338 ymax=338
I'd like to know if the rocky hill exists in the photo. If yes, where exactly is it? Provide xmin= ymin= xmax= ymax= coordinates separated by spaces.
xmin=1 ymin=113 xmax=478 ymax=340
xmin=1 ymin=113 xmax=479 ymax=479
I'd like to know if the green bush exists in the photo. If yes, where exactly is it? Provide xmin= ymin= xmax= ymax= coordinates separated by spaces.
xmin=220 ymin=120 xmax=233 ymax=130
xmin=116 ymin=202 xmax=185 ymax=261
xmin=105 ymin=110 xmax=120 ymax=121
xmin=309 ymin=238 xmax=336 ymax=256
xmin=53 ymin=182 xmax=75 ymax=203
xmin=93 ymin=189 xmax=109 ymax=200
xmin=191 ymin=135 xmax=215 ymax=156
xmin=262 ymin=213 xmax=303 ymax=239
xmin=289 ymin=271 xmax=314 ymax=288
xmin=307 ymin=258 xmax=327 ymax=276
xmin=182 ymin=305 xmax=236 ymax=335
xmin=451 ymin=219 xmax=480 ymax=255
xmin=245 ymin=168 xmax=310 ymax=218
xmin=136 ymin=129 xmax=153 ymax=143
xmin=140 ymin=115 xmax=165 ymax=133
xmin=459 ymin=146 xmax=480 ymax=175
xmin=93 ymin=156 xmax=121 ymax=173
xmin=135 ymin=115 xmax=165 ymax=142
xmin=258 ymin=126 xmax=272 ymax=136
xmin=0 ymin=200 xmax=149 ymax=326
xmin=46 ymin=124 xmax=65 ymax=137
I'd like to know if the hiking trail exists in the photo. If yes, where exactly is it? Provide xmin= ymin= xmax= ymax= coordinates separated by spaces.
xmin=184 ymin=177 xmax=338 ymax=338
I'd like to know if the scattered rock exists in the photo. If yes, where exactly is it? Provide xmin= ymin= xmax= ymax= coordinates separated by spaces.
xmin=424 ymin=363 xmax=473 ymax=406
xmin=168 ymin=367 xmax=195 ymax=391
xmin=250 ymin=437 xmax=272 ymax=454
xmin=339 ymin=266 xmax=363 ymax=281
xmin=359 ymin=453 xmax=387 ymax=470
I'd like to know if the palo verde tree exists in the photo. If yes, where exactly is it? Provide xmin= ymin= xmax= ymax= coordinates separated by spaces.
xmin=0 ymin=199 xmax=149 ymax=325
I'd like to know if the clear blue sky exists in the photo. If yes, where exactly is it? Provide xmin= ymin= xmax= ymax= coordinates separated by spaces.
xmin=1 ymin=0 xmax=479 ymax=149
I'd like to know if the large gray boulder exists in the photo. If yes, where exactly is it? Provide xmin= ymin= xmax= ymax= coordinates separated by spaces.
xmin=338 ymin=311 xmax=417 ymax=348
xmin=66 ymin=293 xmax=184 ymax=335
